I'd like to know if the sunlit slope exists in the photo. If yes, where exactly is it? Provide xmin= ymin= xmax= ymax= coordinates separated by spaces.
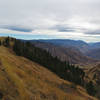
xmin=0 ymin=46 xmax=97 ymax=100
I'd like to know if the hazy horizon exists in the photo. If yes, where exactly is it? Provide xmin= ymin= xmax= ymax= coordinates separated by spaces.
xmin=0 ymin=34 xmax=100 ymax=43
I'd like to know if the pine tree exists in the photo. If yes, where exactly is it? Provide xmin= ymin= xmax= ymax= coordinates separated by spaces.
xmin=86 ymin=81 xmax=96 ymax=96
xmin=4 ymin=37 xmax=10 ymax=47
xmin=0 ymin=40 xmax=1 ymax=46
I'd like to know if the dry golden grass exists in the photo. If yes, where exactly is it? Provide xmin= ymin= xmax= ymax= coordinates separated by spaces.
xmin=0 ymin=46 xmax=98 ymax=100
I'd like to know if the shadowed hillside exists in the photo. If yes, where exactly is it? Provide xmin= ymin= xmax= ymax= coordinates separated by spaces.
xmin=86 ymin=48 xmax=100 ymax=60
xmin=26 ymin=39 xmax=100 ymax=64
xmin=31 ymin=41 xmax=97 ymax=65
xmin=28 ymin=39 xmax=89 ymax=53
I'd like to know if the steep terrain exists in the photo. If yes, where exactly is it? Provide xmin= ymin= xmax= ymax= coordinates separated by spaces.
xmin=86 ymin=64 xmax=100 ymax=98
xmin=29 ymin=39 xmax=90 ymax=53
xmin=86 ymin=48 xmax=100 ymax=60
xmin=0 ymin=46 xmax=97 ymax=100
xmin=32 ymin=41 xmax=97 ymax=65
xmin=27 ymin=39 xmax=100 ymax=61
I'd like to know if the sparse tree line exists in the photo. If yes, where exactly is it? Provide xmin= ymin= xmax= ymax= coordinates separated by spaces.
xmin=0 ymin=37 xmax=97 ymax=96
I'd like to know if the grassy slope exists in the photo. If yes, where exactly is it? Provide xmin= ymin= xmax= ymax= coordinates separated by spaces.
xmin=86 ymin=64 xmax=100 ymax=98
xmin=0 ymin=46 xmax=98 ymax=100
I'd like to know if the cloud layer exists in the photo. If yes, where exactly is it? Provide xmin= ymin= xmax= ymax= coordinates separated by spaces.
xmin=0 ymin=0 xmax=100 ymax=42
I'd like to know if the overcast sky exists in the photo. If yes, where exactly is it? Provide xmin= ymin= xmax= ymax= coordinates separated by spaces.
xmin=0 ymin=0 xmax=100 ymax=42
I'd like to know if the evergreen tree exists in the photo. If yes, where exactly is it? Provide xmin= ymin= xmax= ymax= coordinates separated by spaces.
xmin=3 ymin=37 xmax=10 ymax=47
xmin=86 ymin=81 xmax=96 ymax=96
xmin=0 ymin=40 xmax=1 ymax=46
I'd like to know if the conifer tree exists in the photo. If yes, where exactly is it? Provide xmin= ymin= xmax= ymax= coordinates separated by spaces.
xmin=86 ymin=81 xmax=96 ymax=96
xmin=0 ymin=40 xmax=1 ymax=46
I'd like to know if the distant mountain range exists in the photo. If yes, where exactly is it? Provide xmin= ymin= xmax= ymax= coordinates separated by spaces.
xmin=27 ymin=39 xmax=89 ymax=53
xmin=26 ymin=39 xmax=100 ymax=53
xmin=22 ymin=39 xmax=100 ymax=65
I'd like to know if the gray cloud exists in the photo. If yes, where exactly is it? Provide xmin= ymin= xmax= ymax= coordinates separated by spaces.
xmin=0 ymin=25 xmax=33 ymax=32
xmin=51 ymin=24 xmax=78 ymax=32
xmin=51 ymin=24 xmax=100 ymax=36
xmin=4 ymin=26 xmax=33 ymax=32
xmin=84 ymin=30 xmax=100 ymax=35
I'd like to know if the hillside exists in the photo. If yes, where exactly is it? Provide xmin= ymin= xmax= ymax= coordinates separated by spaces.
xmin=0 ymin=46 xmax=98 ymax=100
xmin=28 ymin=39 xmax=90 ymax=53
xmin=86 ymin=64 xmax=100 ymax=98
xmin=31 ymin=41 xmax=97 ymax=65
xmin=88 ymin=42 xmax=100 ymax=50
xmin=86 ymin=48 xmax=100 ymax=60
xmin=27 ymin=39 xmax=100 ymax=61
